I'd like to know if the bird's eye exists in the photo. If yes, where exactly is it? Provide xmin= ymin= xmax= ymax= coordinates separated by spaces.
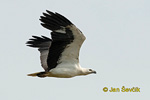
xmin=89 ymin=69 xmax=92 ymax=71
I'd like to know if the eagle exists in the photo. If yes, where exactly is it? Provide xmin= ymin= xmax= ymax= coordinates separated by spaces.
xmin=26 ymin=10 xmax=96 ymax=78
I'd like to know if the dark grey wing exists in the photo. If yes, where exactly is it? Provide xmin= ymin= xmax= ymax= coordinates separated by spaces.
xmin=40 ymin=10 xmax=72 ymax=30
xmin=26 ymin=35 xmax=52 ymax=71
xmin=40 ymin=10 xmax=74 ymax=71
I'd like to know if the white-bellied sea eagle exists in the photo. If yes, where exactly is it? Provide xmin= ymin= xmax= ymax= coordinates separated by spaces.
xmin=26 ymin=10 xmax=96 ymax=78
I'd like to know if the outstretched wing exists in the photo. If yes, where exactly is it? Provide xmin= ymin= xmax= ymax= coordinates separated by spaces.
xmin=26 ymin=36 xmax=52 ymax=71
xmin=27 ymin=10 xmax=86 ymax=72
xmin=40 ymin=10 xmax=86 ymax=71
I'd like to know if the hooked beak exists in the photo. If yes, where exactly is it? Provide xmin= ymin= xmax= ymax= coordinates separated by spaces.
xmin=92 ymin=70 xmax=96 ymax=74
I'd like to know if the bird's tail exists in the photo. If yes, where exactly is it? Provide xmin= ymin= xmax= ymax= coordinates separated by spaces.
xmin=27 ymin=72 xmax=48 ymax=78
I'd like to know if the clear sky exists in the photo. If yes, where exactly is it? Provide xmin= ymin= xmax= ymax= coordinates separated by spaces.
xmin=0 ymin=0 xmax=150 ymax=100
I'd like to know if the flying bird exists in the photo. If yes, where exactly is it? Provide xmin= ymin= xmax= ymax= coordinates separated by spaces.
xmin=26 ymin=10 xmax=96 ymax=78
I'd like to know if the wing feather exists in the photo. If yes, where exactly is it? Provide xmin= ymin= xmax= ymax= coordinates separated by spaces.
xmin=27 ymin=10 xmax=86 ymax=72
xmin=26 ymin=36 xmax=51 ymax=71
xmin=40 ymin=10 xmax=86 ymax=71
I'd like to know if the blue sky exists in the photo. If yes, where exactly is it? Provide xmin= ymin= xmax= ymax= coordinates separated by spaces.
xmin=0 ymin=0 xmax=150 ymax=100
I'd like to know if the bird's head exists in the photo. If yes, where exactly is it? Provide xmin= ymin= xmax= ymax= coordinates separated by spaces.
xmin=81 ymin=68 xmax=96 ymax=75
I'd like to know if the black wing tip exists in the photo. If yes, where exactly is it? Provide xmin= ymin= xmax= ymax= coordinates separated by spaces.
xmin=26 ymin=35 xmax=51 ymax=48
xmin=46 ymin=10 xmax=54 ymax=15
xmin=31 ymin=35 xmax=51 ymax=39
xmin=40 ymin=10 xmax=73 ymax=30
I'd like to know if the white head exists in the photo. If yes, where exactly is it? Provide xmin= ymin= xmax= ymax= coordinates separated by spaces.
xmin=80 ymin=68 xmax=96 ymax=75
